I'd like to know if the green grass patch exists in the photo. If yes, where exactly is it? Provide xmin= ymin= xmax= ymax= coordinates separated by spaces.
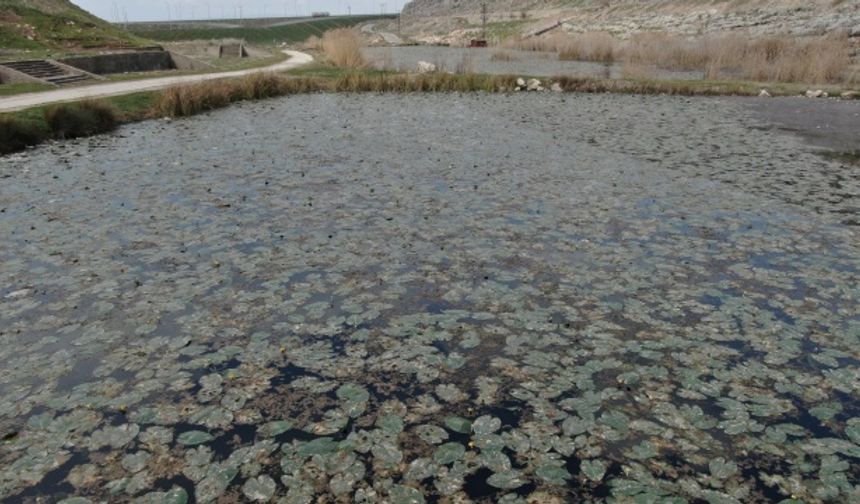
xmin=0 ymin=91 xmax=155 ymax=154
xmin=0 ymin=0 xmax=148 ymax=51
xmin=0 ymin=82 xmax=53 ymax=96
xmin=129 ymin=16 xmax=392 ymax=44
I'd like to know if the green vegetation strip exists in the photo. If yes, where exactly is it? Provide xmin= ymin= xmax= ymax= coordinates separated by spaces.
xmin=129 ymin=16 xmax=392 ymax=44
xmin=1 ymin=92 xmax=155 ymax=154
xmin=0 ymin=0 xmax=147 ymax=51
xmin=2 ymin=67 xmax=858 ymax=155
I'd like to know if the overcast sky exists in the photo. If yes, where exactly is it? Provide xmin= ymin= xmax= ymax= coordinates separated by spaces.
xmin=71 ymin=0 xmax=407 ymax=22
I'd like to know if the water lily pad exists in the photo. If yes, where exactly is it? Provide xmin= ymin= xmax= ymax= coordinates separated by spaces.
xmin=581 ymin=459 xmax=606 ymax=482
xmin=122 ymin=451 xmax=151 ymax=473
xmin=196 ymin=466 xmax=237 ymax=502
xmin=472 ymin=415 xmax=501 ymax=435
xmin=372 ymin=440 xmax=403 ymax=467
xmin=416 ymin=424 xmax=448 ymax=444
xmin=177 ymin=430 xmax=214 ymax=446
xmin=243 ymin=475 xmax=277 ymax=501
xmin=444 ymin=416 xmax=472 ymax=434
xmin=709 ymin=457 xmax=738 ymax=480
xmin=297 ymin=437 xmax=338 ymax=457
xmin=487 ymin=470 xmax=525 ymax=490
xmin=536 ymin=464 xmax=570 ymax=485
xmin=133 ymin=487 xmax=189 ymax=504
xmin=258 ymin=420 xmax=292 ymax=438
xmin=377 ymin=414 xmax=405 ymax=436
xmin=433 ymin=442 xmax=466 ymax=465
xmin=478 ymin=450 xmax=511 ymax=472
xmin=405 ymin=457 xmax=438 ymax=481
xmin=390 ymin=484 xmax=426 ymax=504
xmin=337 ymin=383 xmax=370 ymax=417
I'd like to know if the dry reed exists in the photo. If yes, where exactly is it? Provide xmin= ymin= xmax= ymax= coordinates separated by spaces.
xmin=505 ymin=31 xmax=855 ymax=84
xmin=321 ymin=28 xmax=367 ymax=69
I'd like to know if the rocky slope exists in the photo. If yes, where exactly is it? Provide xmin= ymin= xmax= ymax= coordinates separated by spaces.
xmin=0 ymin=0 xmax=146 ymax=54
xmin=402 ymin=0 xmax=860 ymax=38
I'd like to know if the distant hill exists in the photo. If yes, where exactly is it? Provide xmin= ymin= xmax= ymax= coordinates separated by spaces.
xmin=0 ymin=0 xmax=146 ymax=53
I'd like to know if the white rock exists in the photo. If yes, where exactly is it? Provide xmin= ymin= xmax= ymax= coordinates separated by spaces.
xmin=417 ymin=61 xmax=436 ymax=74
xmin=758 ymin=89 xmax=771 ymax=98
xmin=551 ymin=82 xmax=563 ymax=92
xmin=526 ymin=78 xmax=542 ymax=91
xmin=805 ymin=89 xmax=826 ymax=98
xmin=516 ymin=77 xmax=526 ymax=87
xmin=4 ymin=288 xmax=30 ymax=299
xmin=841 ymin=91 xmax=858 ymax=100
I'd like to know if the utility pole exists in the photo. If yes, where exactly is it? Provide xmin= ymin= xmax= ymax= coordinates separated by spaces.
xmin=481 ymin=2 xmax=488 ymax=40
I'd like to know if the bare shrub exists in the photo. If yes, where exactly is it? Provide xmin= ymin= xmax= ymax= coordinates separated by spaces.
xmin=321 ymin=28 xmax=367 ymax=69
xmin=44 ymin=100 xmax=119 ymax=139
xmin=0 ymin=116 xmax=44 ymax=154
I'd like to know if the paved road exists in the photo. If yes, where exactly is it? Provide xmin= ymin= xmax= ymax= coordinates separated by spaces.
xmin=0 ymin=50 xmax=313 ymax=113
xmin=362 ymin=22 xmax=404 ymax=45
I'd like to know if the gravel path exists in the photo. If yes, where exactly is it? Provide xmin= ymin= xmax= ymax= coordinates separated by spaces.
xmin=0 ymin=50 xmax=313 ymax=113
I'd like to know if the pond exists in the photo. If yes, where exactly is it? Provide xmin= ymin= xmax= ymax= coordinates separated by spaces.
xmin=0 ymin=93 xmax=858 ymax=503
xmin=362 ymin=46 xmax=705 ymax=80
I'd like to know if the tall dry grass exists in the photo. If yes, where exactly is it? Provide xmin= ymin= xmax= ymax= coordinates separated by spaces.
xmin=153 ymin=74 xmax=323 ymax=117
xmin=505 ymin=31 xmax=855 ymax=84
xmin=490 ymin=51 xmax=519 ymax=62
xmin=703 ymin=33 xmax=852 ymax=83
xmin=321 ymin=28 xmax=367 ymax=69
xmin=558 ymin=32 xmax=617 ymax=63
xmin=624 ymin=33 xmax=708 ymax=71
xmin=334 ymin=72 xmax=518 ymax=93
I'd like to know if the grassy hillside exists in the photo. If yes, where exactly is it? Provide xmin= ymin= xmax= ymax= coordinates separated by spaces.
xmin=129 ymin=15 xmax=395 ymax=45
xmin=0 ymin=0 xmax=146 ymax=52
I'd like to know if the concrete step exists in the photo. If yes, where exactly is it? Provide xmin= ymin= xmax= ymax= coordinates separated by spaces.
xmin=1 ymin=59 xmax=91 ymax=86
xmin=45 ymin=75 xmax=91 ymax=85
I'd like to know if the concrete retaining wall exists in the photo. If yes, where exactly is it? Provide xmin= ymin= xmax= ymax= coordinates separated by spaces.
xmin=219 ymin=43 xmax=248 ymax=58
xmin=59 ymin=51 xmax=177 ymax=75
xmin=168 ymin=51 xmax=213 ymax=71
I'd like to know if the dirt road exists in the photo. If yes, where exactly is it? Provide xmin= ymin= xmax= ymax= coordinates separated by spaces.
xmin=0 ymin=50 xmax=313 ymax=113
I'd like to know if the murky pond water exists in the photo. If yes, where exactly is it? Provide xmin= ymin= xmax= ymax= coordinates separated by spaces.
xmin=1 ymin=93 xmax=858 ymax=503
xmin=362 ymin=46 xmax=704 ymax=80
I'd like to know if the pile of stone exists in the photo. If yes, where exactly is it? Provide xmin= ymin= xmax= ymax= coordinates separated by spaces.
xmin=512 ymin=78 xmax=564 ymax=92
